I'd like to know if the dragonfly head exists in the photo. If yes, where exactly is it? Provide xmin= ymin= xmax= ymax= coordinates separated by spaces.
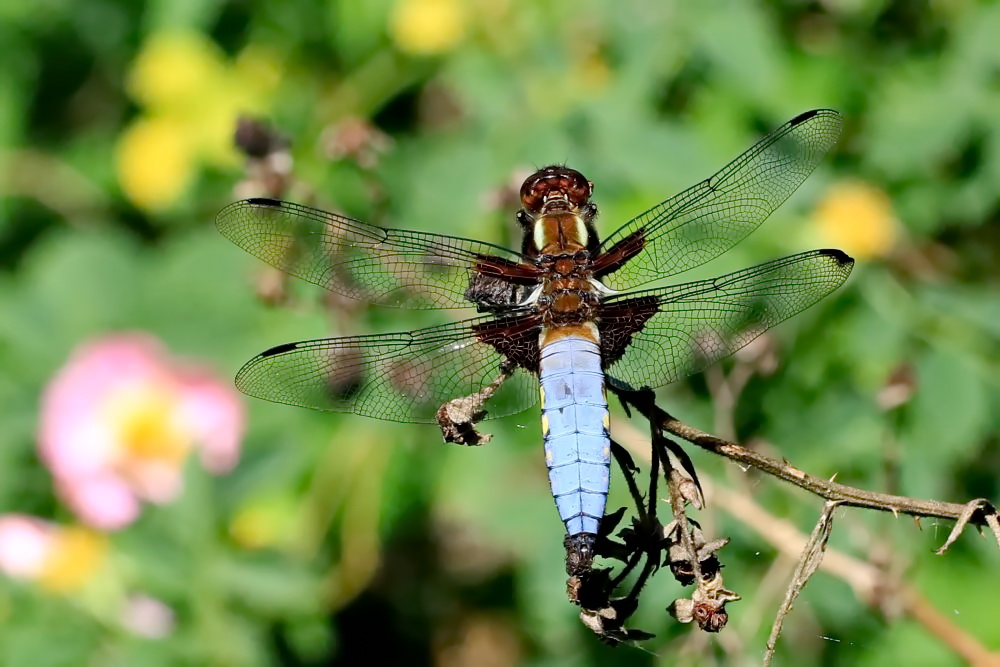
xmin=520 ymin=165 xmax=593 ymax=216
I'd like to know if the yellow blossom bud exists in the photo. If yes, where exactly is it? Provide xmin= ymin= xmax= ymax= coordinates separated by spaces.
xmin=390 ymin=0 xmax=467 ymax=55
xmin=127 ymin=31 xmax=227 ymax=112
xmin=39 ymin=527 xmax=106 ymax=592
xmin=115 ymin=116 xmax=194 ymax=210
xmin=813 ymin=181 xmax=898 ymax=260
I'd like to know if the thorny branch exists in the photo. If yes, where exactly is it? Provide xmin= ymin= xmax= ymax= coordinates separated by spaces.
xmin=614 ymin=386 xmax=1000 ymax=549
xmin=609 ymin=382 xmax=998 ymax=659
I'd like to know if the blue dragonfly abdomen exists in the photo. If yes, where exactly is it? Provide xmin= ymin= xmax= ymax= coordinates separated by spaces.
xmin=539 ymin=335 xmax=611 ymax=537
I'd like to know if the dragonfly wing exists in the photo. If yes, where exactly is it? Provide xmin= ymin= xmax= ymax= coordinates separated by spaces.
xmin=217 ymin=198 xmax=530 ymax=309
xmin=600 ymin=249 xmax=854 ymax=389
xmin=234 ymin=313 xmax=543 ymax=422
xmin=597 ymin=109 xmax=843 ymax=290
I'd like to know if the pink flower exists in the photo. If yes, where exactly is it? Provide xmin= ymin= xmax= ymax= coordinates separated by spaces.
xmin=39 ymin=334 xmax=244 ymax=530
xmin=0 ymin=514 xmax=107 ymax=591
xmin=122 ymin=594 xmax=176 ymax=638
xmin=0 ymin=515 xmax=52 ymax=580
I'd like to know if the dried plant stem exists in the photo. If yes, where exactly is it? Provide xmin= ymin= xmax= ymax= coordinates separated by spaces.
xmin=614 ymin=387 xmax=999 ymax=548
xmin=762 ymin=501 xmax=841 ymax=666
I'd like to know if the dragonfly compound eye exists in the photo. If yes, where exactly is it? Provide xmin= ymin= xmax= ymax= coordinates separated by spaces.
xmin=520 ymin=166 xmax=594 ymax=213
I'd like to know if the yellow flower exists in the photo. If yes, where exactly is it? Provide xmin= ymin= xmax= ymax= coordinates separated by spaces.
xmin=0 ymin=516 xmax=108 ymax=593
xmin=109 ymin=384 xmax=189 ymax=466
xmin=38 ymin=527 xmax=107 ymax=592
xmin=390 ymin=0 xmax=467 ymax=55
xmin=115 ymin=116 xmax=195 ymax=211
xmin=117 ymin=31 xmax=284 ymax=210
xmin=813 ymin=181 xmax=898 ymax=259
xmin=126 ymin=31 xmax=227 ymax=113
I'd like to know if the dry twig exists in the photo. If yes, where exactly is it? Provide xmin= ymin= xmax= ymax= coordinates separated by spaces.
xmin=614 ymin=387 xmax=999 ymax=550
xmin=763 ymin=501 xmax=841 ymax=666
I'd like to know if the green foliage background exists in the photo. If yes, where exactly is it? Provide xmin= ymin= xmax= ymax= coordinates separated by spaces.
xmin=0 ymin=0 xmax=997 ymax=665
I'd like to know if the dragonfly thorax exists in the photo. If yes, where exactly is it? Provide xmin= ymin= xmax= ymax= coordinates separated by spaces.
xmin=533 ymin=211 xmax=591 ymax=256
xmin=538 ymin=275 xmax=601 ymax=325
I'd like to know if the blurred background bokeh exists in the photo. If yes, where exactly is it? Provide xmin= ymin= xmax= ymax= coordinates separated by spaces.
xmin=0 ymin=0 xmax=997 ymax=664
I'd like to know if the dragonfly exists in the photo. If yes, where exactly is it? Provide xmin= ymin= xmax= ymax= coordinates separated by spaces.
xmin=218 ymin=109 xmax=853 ymax=571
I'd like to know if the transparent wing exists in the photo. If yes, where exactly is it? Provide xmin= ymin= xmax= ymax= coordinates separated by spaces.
xmin=598 ymin=109 xmax=843 ymax=291
xmin=601 ymin=249 xmax=854 ymax=389
xmin=234 ymin=314 xmax=542 ymax=422
xmin=217 ymin=198 xmax=528 ymax=309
